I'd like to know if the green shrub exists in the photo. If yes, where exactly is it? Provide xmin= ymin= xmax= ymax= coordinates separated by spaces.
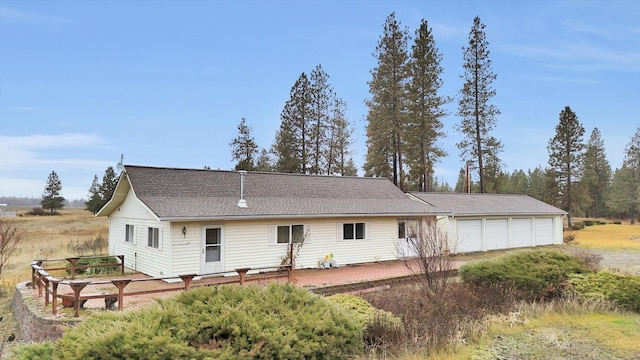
xmin=572 ymin=222 xmax=585 ymax=230
xmin=49 ymin=283 xmax=363 ymax=359
xmin=66 ymin=256 xmax=119 ymax=276
xmin=583 ymin=220 xmax=595 ymax=226
xmin=11 ymin=342 xmax=55 ymax=360
xmin=613 ymin=221 xmax=622 ymax=225
xmin=459 ymin=250 xmax=591 ymax=298
xmin=568 ymin=271 xmax=640 ymax=312
xmin=328 ymin=294 xmax=404 ymax=348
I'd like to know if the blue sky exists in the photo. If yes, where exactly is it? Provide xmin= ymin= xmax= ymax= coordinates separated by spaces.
xmin=1 ymin=0 xmax=638 ymax=201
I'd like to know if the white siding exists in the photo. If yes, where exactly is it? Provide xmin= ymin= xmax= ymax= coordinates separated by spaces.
xmin=511 ymin=218 xmax=533 ymax=248
xmin=108 ymin=191 xmax=171 ymax=278
xmin=161 ymin=217 xmax=401 ymax=276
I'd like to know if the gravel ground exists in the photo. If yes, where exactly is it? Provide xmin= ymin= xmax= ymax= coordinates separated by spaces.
xmin=561 ymin=246 xmax=640 ymax=275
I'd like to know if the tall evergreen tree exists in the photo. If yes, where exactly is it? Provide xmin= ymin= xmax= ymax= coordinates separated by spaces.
xmin=308 ymin=65 xmax=332 ymax=175
xmin=582 ymin=127 xmax=611 ymax=218
xmin=364 ymin=12 xmax=410 ymax=189
xmin=99 ymin=166 xmax=118 ymax=205
xmin=274 ymin=73 xmax=312 ymax=173
xmin=41 ymin=170 xmax=65 ymax=214
xmin=607 ymin=166 xmax=635 ymax=221
xmin=405 ymin=19 xmax=449 ymax=192
xmin=608 ymin=128 xmax=640 ymax=223
xmin=527 ymin=166 xmax=546 ymax=201
xmin=85 ymin=175 xmax=102 ymax=213
xmin=547 ymin=106 xmax=586 ymax=226
xmin=456 ymin=16 xmax=502 ymax=193
xmin=255 ymin=148 xmax=274 ymax=172
xmin=230 ymin=118 xmax=258 ymax=171
xmin=327 ymin=97 xmax=357 ymax=176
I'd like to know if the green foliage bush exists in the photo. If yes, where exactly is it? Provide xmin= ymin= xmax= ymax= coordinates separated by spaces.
xmin=328 ymin=294 xmax=404 ymax=348
xmin=459 ymin=250 xmax=591 ymax=298
xmin=613 ymin=221 xmax=622 ymax=225
xmin=572 ymin=222 xmax=585 ymax=230
xmin=583 ymin=220 xmax=595 ymax=226
xmin=66 ymin=256 xmax=119 ymax=276
xmin=568 ymin=271 xmax=640 ymax=312
xmin=11 ymin=342 xmax=55 ymax=359
xmin=32 ymin=283 xmax=363 ymax=359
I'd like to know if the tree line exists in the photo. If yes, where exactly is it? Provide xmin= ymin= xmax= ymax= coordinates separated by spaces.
xmin=226 ymin=13 xmax=639 ymax=224
xmin=29 ymin=13 xmax=638 ymax=224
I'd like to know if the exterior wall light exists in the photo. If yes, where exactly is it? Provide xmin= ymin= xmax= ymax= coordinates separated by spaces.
xmin=182 ymin=226 xmax=187 ymax=238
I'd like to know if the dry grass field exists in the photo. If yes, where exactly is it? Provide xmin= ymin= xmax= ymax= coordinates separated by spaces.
xmin=571 ymin=222 xmax=640 ymax=251
xmin=1 ymin=208 xmax=108 ymax=286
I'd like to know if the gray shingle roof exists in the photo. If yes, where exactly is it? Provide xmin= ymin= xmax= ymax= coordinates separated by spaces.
xmin=409 ymin=192 xmax=566 ymax=217
xmin=115 ymin=165 xmax=442 ymax=220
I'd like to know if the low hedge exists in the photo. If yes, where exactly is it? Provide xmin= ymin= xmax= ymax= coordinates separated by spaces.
xmin=13 ymin=283 xmax=364 ymax=359
xmin=328 ymin=294 xmax=404 ymax=346
xmin=568 ymin=271 xmax=640 ymax=312
xmin=459 ymin=250 xmax=591 ymax=298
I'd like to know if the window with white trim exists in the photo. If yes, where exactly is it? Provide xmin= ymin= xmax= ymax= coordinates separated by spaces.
xmin=147 ymin=227 xmax=160 ymax=249
xmin=125 ymin=224 xmax=134 ymax=243
xmin=343 ymin=222 xmax=366 ymax=240
xmin=269 ymin=224 xmax=308 ymax=245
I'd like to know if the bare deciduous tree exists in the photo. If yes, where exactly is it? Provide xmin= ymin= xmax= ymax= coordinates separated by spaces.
xmin=401 ymin=219 xmax=456 ymax=297
xmin=0 ymin=218 xmax=23 ymax=275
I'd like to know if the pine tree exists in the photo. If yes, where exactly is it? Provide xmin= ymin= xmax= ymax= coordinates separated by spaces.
xmin=547 ymin=106 xmax=586 ymax=226
xmin=85 ymin=175 xmax=102 ymax=213
xmin=41 ymin=170 xmax=65 ymax=214
xmin=255 ymin=148 xmax=274 ymax=172
xmin=99 ymin=166 xmax=118 ymax=205
xmin=526 ymin=167 xmax=545 ymax=201
xmin=230 ymin=118 xmax=258 ymax=171
xmin=308 ymin=65 xmax=332 ymax=175
xmin=327 ymin=97 xmax=357 ymax=176
xmin=274 ymin=73 xmax=312 ymax=173
xmin=582 ymin=127 xmax=611 ymax=218
xmin=456 ymin=16 xmax=502 ymax=193
xmin=405 ymin=19 xmax=449 ymax=192
xmin=364 ymin=12 xmax=410 ymax=189
xmin=608 ymin=128 xmax=640 ymax=223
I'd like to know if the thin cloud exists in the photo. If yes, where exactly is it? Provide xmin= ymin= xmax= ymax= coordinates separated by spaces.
xmin=0 ymin=133 xmax=107 ymax=172
xmin=13 ymin=106 xmax=41 ymax=111
xmin=0 ymin=6 xmax=69 ymax=24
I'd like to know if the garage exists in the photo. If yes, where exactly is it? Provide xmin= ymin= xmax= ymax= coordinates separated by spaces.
xmin=456 ymin=219 xmax=483 ymax=252
xmin=511 ymin=218 xmax=533 ymax=248
xmin=410 ymin=193 xmax=566 ymax=254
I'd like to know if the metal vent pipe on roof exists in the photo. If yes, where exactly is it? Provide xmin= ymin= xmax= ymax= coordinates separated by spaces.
xmin=237 ymin=170 xmax=248 ymax=208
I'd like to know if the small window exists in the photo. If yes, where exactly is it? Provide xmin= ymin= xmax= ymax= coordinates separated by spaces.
xmin=343 ymin=222 xmax=366 ymax=240
xmin=125 ymin=224 xmax=134 ymax=243
xmin=147 ymin=227 xmax=160 ymax=249
xmin=277 ymin=224 xmax=305 ymax=244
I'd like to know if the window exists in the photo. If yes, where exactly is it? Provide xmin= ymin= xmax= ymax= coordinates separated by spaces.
xmin=277 ymin=224 xmax=305 ymax=244
xmin=147 ymin=227 xmax=160 ymax=249
xmin=125 ymin=224 xmax=134 ymax=243
xmin=398 ymin=220 xmax=418 ymax=239
xmin=343 ymin=222 xmax=365 ymax=240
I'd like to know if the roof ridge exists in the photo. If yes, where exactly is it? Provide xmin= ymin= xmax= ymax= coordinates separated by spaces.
xmin=124 ymin=164 xmax=388 ymax=181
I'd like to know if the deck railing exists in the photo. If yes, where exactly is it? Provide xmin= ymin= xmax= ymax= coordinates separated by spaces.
xmin=31 ymin=257 xmax=293 ymax=317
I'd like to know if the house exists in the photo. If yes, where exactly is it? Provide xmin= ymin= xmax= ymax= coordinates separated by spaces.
xmin=408 ymin=192 xmax=566 ymax=254
xmin=96 ymin=165 xmax=446 ymax=278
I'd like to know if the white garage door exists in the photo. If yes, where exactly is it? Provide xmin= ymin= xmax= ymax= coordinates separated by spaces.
xmin=485 ymin=219 xmax=509 ymax=250
xmin=535 ymin=218 xmax=554 ymax=245
xmin=512 ymin=218 xmax=533 ymax=248
xmin=456 ymin=219 xmax=482 ymax=253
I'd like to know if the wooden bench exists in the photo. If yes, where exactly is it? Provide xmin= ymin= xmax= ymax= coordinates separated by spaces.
xmin=60 ymin=293 xmax=119 ymax=310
